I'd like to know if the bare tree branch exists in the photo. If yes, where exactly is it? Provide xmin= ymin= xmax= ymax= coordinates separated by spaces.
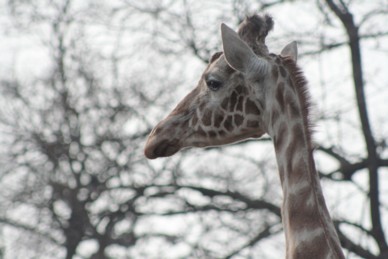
xmin=325 ymin=0 xmax=387 ymax=254
xmin=225 ymin=224 xmax=283 ymax=259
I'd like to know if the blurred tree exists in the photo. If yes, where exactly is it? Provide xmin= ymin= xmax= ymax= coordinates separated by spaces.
xmin=0 ymin=0 xmax=387 ymax=259
xmin=0 ymin=0 xmax=185 ymax=258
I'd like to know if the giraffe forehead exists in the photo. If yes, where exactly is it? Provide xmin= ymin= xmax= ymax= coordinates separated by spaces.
xmin=205 ymin=54 xmax=235 ymax=80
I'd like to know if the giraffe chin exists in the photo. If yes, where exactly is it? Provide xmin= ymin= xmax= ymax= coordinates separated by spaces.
xmin=144 ymin=139 xmax=181 ymax=159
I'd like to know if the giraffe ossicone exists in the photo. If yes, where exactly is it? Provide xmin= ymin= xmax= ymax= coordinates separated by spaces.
xmin=144 ymin=14 xmax=345 ymax=259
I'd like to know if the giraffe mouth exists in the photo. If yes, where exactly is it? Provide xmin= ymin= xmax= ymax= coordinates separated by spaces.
xmin=144 ymin=138 xmax=181 ymax=159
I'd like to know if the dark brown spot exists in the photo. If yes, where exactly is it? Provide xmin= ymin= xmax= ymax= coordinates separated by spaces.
xmin=191 ymin=114 xmax=198 ymax=127
xmin=276 ymin=83 xmax=285 ymax=112
xmin=208 ymin=131 xmax=217 ymax=138
xmin=246 ymin=120 xmax=259 ymax=128
xmin=197 ymin=126 xmax=207 ymax=137
xmin=278 ymin=164 xmax=285 ymax=185
xmin=218 ymin=129 xmax=227 ymax=136
xmin=270 ymin=109 xmax=280 ymax=126
xmin=293 ymin=233 xmax=327 ymax=259
xmin=234 ymin=114 xmax=244 ymax=127
xmin=245 ymin=98 xmax=261 ymax=115
xmin=285 ymin=124 xmax=304 ymax=173
xmin=293 ymin=123 xmax=304 ymax=139
xmin=180 ymin=118 xmax=189 ymax=129
xmin=288 ymin=183 xmax=313 ymax=215
xmin=235 ymin=85 xmax=245 ymax=95
xmin=287 ymin=196 xmax=320 ymax=240
xmin=230 ymin=92 xmax=238 ymax=111
xmin=285 ymin=141 xmax=297 ymax=175
xmin=275 ymin=56 xmax=281 ymax=64
xmin=280 ymin=66 xmax=287 ymax=78
xmin=287 ymin=97 xmax=300 ymax=118
xmin=287 ymin=76 xmax=295 ymax=91
xmin=288 ymin=155 xmax=308 ymax=186
xmin=236 ymin=96 xmax=244 ymax=112
xmin=202 ymin=109 xmax=212 ymax=126
xmin=199 ymin=101 xmax=206 ymax=112
xmin=213 ymin=111 xmax=224 ymax=128
xmin=224 ymin=116 xmax=234 ymax=131
xmin=272 ymin=65 xmax=279 ymax=79
xmin=286 ymin=179 xmax=323 ymax=250
xmin=274 ymin=122 xmax=287 ymax=151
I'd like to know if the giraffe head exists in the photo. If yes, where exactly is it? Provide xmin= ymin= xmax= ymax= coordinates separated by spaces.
xmin=144 ymin=14 xmax=297 ymax=159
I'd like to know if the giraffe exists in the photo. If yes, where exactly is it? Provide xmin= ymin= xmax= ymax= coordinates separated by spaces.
xmin=144 ymin=14 xmax=345 ymax=259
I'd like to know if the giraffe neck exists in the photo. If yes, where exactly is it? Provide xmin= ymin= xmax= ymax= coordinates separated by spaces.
xmin=272 ymin=123 xmax=343 ymax=258
xmin=266 ymin=57 xmax=344 ymax=259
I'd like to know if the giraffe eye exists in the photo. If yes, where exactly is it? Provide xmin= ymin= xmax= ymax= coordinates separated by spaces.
xmin=206 ymin=80 xmax=222 ymax=91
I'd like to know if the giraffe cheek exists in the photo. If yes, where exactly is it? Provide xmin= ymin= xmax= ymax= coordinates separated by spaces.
xmin=246 ymin=120 xmax=260 ymax=128
xmin=245 ymin=120 xmax=265 ymax=138
xmin=213 ymin=110 xmax=225 ymax=128
xmin=234 ymin=114 xmax=244 ymax=127
xmin=245 ymin=98 xmax=261 ymax=116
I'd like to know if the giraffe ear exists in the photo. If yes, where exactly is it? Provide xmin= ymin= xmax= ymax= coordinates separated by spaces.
xmin=221 ymin=23 xmax=265 ymax=75
xmin=281 ymin=41 xmax=298 ymax=62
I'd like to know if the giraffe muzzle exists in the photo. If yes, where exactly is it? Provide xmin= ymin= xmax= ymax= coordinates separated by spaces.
xmin=144 ymin=138 xmax=181 ymax=159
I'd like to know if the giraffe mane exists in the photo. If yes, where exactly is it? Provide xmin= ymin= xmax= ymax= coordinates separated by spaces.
xmin=281 ymin=56 xmax=314 ymax=151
